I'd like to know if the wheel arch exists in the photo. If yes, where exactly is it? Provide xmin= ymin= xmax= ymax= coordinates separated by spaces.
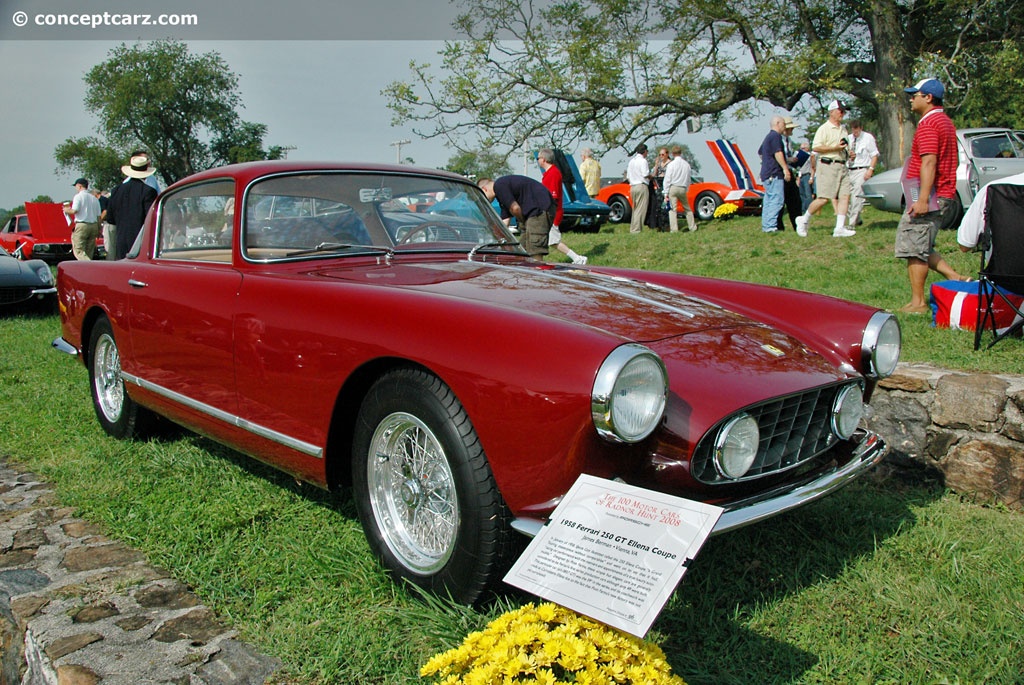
xmin=324 ymin=357 xmax=437 ymax=490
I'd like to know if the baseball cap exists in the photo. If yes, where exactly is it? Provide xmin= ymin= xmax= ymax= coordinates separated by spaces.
xmin=73 ymin=177 xmax=89 ymax=188
xmin=828 ymin=99 xmax=848 ymax=112
xmin=904 ymin=78 xmax=945 ymax=99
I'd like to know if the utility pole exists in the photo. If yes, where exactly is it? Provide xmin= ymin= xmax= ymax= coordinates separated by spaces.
xmin=391 ymin=139 xmax=411 ymax=164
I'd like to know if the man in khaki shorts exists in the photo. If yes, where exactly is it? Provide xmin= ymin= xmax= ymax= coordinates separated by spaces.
xmin=794 ymin=100 xmax=856 ymax=238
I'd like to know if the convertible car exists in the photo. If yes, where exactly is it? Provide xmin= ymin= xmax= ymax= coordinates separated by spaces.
xmin=0 ymin=244 xmax=56 ymax=309
xmin=53 ymin=161 xmax=900 ymax=603
xmin=596 ymin=140 xmax=765 ymax=222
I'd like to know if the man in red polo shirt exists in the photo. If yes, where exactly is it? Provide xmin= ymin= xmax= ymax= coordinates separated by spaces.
xmin=894 ymin=78 xmax=966 ymax=314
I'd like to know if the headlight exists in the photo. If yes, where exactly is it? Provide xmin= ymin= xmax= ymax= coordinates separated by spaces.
xmin=591 ymin=344 xmax=667 ymax=443
xmin=713 ymin=413 xmax=760 ymax=479
xmin=832 ymin=383 xmax=865 ymax=440
xmin=34 ymin=264 xmax=54 ymax=285
xmin=861 ymin=311 xmax=901 ymax=378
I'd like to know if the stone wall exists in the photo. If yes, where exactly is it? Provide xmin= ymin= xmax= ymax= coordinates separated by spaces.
xmin=867 ymin=363 xmax=1024 ymax=509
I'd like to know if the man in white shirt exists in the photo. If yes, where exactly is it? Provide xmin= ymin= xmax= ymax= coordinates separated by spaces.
xmin=957 ymin=171 xmax=1024 ymax=258
xmin=846 ymin=119 xmax=880 ymax=227
xmin=662 ymin=145 xmax=697 ymax=232
xmin=64 ymin=177 xmax=102 ymax=260
xmin=626 ymin=143 xmax=650 ymax=234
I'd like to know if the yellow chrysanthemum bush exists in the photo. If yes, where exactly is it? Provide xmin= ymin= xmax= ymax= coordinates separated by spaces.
xmin=713 ymin=202 xmax=738 ymax=219
xmin=420 ymin=602 xmax=686 ymax=684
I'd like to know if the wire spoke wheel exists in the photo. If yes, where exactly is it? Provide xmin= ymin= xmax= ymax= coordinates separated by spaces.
xmin=367 ymin=412 xmax=458 ymax=574
xmin=92 ymin=331 xmax=125 ymax=423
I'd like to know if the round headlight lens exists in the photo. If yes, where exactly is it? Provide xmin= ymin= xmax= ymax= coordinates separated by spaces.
xmin=713 ymin=413 xmax=760 ymax=479
xmin=592 ymin=345 xmax=668 ymax=443
xmin=862 ymin=312 xmax=901 ymax=378
xmin=832 ymin=384 xmax=865 ymax=440
xmin=34 ymin=264 xmax=54 ymax=285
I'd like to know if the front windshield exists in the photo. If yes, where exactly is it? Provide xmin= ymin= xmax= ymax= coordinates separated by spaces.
xmin=242 ymin=172 xmax=520 ymax=261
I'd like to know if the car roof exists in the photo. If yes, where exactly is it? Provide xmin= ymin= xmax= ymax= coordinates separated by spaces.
xmin=166 ymin=161 xmax=472 ymax=194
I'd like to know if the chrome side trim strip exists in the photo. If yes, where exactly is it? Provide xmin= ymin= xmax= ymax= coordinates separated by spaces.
xmin=121 ymin=371 xmax=324 ymax=459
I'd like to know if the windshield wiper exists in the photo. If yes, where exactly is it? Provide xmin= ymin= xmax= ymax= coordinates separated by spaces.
xmin=468 ymin=240 xmax=522 ymax=260
xmin=286 ymin=242 xmax=394 ymax=258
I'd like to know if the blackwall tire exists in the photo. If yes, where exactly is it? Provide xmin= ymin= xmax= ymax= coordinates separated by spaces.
xmin=352 ymin=368 xmax=515 ymax=604
xmin=88 ymin=317 xmax=154 ymax=439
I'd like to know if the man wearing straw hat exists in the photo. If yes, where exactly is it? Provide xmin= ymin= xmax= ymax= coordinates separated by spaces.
xmin=106 ymin=152 xmax=158 ymax=260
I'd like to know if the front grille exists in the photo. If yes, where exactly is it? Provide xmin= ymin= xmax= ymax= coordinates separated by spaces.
xmin=0 ymin=287 xmax=33 ymax=305
xmin=691 ymin=381 xmax=860 ymax=484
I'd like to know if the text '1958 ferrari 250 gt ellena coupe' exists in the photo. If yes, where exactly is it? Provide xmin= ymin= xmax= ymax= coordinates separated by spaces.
xmin=53 ymin=161 xmax=901 ymax=603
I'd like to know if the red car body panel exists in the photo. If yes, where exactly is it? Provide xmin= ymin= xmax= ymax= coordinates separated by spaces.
xmin=56 ymin=160 xmax=889 ymax=526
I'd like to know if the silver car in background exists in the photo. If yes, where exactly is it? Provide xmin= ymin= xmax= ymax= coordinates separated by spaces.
xmin=861 ymin=128 xmax=1024 ymax=227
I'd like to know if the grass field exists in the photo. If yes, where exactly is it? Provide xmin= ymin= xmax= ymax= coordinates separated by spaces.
xmin=1 ymin=211 xmax=1022 ymax=683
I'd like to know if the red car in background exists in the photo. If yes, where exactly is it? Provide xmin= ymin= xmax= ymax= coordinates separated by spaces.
xmin=1 ymin=202 xmax=106 ymax=262
xmin=596 ymin=140 xmax=766 ymax=223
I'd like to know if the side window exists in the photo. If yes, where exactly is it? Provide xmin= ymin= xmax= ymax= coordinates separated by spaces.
xmin=157 ymin=180 xmax=235 ymax=261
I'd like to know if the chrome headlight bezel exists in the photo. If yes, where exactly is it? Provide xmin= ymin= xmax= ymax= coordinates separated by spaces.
xmin=861 ymin=311 xmax=901 ymax=379
xmin=831 ymin=383 xmax=866 ymax=440
xmin=713 ymin=413 xmax=760 ymax=479
xmin=591 ymin=344 xmax=668 ymax=444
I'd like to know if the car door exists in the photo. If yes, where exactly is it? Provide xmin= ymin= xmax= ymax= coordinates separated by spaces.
xmin=966 ymin=131 xmax=1024 ymax=187
xmin=126 ymin=181 xmax=243 ymax=419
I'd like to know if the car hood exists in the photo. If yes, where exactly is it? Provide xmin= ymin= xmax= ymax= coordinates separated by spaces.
xmin=25 ymin=202 xmax=73 ymax=242
xmin=0 ymin=254 xmax=49 ymax=285
xmin=313 ymin=259 xmax=841 ymax=379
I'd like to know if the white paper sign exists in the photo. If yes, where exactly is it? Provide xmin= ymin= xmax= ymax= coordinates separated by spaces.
xmin=503 ymin=474 xmax=723 ymax=637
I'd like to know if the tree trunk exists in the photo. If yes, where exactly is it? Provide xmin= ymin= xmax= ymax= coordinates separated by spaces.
xmin=866 ymin=0 xmax=918 ymax=169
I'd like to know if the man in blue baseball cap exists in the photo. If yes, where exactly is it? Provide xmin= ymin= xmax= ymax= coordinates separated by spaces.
xmin=893 ymin=77 xmax=966 ymax=314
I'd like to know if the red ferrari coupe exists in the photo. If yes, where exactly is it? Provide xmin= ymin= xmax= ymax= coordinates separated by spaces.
xmin=54 ymin=161 xmax=900 ymax=603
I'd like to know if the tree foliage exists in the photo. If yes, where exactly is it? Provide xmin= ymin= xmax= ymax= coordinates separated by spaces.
xmin=54 ymin=40 xmax=285 ymax=187
xmin=442 ymin=149 xmax=513 ymax=178
xmin=385 ymin=0 xmax=1024 ymax=168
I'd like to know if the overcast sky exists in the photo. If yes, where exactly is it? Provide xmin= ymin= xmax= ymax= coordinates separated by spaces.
xmin=0 ymin=0 xmax=775 ymax=211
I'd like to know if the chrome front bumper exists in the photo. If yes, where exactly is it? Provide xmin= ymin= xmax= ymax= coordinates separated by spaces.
xmin=510 ymin=429 xmax=888 ymax=538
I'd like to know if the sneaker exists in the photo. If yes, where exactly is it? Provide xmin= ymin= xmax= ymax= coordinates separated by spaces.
xmin=572 ymin=254 xmax=588 ymax=265
xmin=795 ymin=215 xmax=808 ymax=237
xmin=832 ymin=228 xmax=856 ymax=237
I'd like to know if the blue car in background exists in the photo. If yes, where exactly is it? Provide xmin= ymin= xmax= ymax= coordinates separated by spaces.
xmin=550 ymin=149 xmax=611 ymax=231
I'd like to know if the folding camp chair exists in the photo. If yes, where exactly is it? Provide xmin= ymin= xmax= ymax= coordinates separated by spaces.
xmin=974 ymin=183 xmax=1024 ymax=350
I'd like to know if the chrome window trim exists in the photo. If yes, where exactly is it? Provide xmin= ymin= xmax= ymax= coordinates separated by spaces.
xmin=120 ymin=371 xmax=323 ymax=459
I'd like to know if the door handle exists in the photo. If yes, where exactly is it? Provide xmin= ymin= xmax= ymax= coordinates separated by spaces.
xmin=128 ymin=279 xmax=148 ymax=288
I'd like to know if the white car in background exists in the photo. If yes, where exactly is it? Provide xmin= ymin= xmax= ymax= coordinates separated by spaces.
xmin=861 ymin=128 xmax=1024 ymax=227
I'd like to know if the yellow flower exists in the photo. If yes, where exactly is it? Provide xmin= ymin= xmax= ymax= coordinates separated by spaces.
xmin=420 ymin=603 xmax=687 ymax=684
xmin=714 ymin=202 xmax=739 ymax=219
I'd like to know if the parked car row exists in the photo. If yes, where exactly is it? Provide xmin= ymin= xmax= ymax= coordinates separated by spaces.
xmin=53 ymin=160 xmax=900 ymax=603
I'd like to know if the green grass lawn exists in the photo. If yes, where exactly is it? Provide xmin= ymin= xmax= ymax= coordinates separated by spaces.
xmin=1 ymin=212 xmax=1022 ymax=683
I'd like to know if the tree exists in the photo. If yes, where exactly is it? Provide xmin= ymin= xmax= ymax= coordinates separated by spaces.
xmin=385 ymin=0 xmax=1024 ymax=169
xmin=55 ymin=40 xmax=286 ymax=187
xmin=442 ymin=149 xmax=513 ymax=178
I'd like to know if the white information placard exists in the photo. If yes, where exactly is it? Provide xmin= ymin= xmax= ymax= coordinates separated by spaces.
xmin=503 ymin=474 xmax=723 ymax=637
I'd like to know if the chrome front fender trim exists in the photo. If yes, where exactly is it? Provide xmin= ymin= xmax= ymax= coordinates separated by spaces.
xmin=121 ymin=371 xmax=324 ymax=459
xmin=510 ymin=430 xmax=887 ymax=539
